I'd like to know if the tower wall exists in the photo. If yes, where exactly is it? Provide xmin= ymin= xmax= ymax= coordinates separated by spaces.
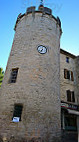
xmin=0 ymin=10 xmax=61 ymax=142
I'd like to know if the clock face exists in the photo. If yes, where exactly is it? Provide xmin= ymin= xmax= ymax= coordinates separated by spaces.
xmin=37 ymin=45 xmax=47 ymax=54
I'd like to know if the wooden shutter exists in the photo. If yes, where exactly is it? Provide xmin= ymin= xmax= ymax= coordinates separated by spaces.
xmin=64 ymin=69 xmax=67 ymax=79
xmin=71 ymin=71 xmax=74 ymax=81
xmin=67 ymin=90 xmax=71 ymax=102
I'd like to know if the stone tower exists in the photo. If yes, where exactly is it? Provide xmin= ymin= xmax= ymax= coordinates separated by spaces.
xmin=0 ymin=5 xmax=62 ymax=142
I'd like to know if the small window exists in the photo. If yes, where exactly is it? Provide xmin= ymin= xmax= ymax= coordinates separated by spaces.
xmin=66 ymin=57 xmax=69 ymax=63
xmin=64 ymin=69 xmax=70 ymax=80
xmin=9 ymin=68 xmax=18 ymax=83
xmin=64 ymin=69 xmax=74 ymax=81
xmin=12 ymin=104 xmax=23 ymax=122
xmin=67 ymin=90 xmax=75 ymax=102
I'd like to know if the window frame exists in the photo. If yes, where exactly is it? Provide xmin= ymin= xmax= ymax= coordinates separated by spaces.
xmin=66 ymin=90 xmax=75 ymax=102
xmin=66 ymin=57 xmax=69 ymax=63
xmin=12 ymin=104 xmax=23 ymax=122
xmin=64 ymin=69 xmax=74 ymax=81
xmin=9 ymin=68 xmax=18 ymax=83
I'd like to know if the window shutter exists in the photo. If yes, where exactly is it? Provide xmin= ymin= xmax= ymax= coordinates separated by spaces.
xmin=71 ymin=71 xmax=74 ymax=81
xmin=64 ymin=69 xmax=67 ymax=79
xmin=67 ymin=90 xmax=71 ymax=102
xmin=72 ymin=91 xmax=75 ymax=102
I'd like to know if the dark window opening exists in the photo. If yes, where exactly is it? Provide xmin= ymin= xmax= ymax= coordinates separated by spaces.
xmin=12 ymin=104 xmax=23 ymax=122
xmin=9 ymin=68 xmax=18 ymax=83
xmin=72 ymin=91 xmax=75 ymax=102
xmin=67 ymin=70 xmax=70 ymax=79
xmin=67 ymin=90 xmax=75 ymax=102
xmin=64 ymin=69 xmax=74 ymax=81
xmin=66 ymin=57 xmax=69 ymax=63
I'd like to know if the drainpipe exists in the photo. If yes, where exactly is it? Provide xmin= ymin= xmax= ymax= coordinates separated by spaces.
xmin=62 ymin=111 xmax=65 ymax=130
xmin=77 ymin=116 xmax=79 ymax=142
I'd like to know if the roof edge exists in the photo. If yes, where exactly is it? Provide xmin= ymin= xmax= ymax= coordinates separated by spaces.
xmin=60 ymin=48 xmax=76 ymax=59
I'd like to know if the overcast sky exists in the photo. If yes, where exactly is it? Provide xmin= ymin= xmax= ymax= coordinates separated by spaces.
xmin=0 ymin=0 xmax=79 ymax=71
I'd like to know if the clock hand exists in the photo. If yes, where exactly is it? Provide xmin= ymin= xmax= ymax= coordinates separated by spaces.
xmin=41 ymin=48 xmax=43 ymax=52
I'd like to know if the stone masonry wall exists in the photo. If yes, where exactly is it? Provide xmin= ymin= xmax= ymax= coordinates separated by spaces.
xmin=0 ymin=12 xmax=61 ymax=142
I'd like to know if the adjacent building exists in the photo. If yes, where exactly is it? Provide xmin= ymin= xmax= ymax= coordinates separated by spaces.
xmin=60 ymin=49 xmax=79 ymax=134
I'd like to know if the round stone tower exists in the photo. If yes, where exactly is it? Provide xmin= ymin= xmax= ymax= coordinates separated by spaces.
xmin=0 ymin=5 xmax=62 ymax=142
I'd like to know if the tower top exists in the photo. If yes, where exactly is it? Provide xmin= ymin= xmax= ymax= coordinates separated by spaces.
xmin=14 ymin=5 xmax=62 ymax=34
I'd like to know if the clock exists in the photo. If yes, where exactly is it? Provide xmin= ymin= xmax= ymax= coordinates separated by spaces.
xmin=37 ymin=45 xmax=47 ymax=54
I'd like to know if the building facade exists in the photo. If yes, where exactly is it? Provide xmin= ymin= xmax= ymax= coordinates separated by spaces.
xmin=60 ymin=49 xmax=79 ymax=137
